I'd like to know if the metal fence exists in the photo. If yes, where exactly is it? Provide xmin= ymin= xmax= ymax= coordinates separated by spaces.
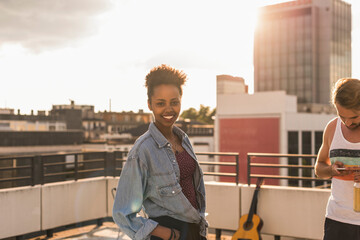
xmin=0 ymin=151 xmax=332 ymax=189
xmin=0 ymin=151 xmax=128 ymax=189
xmin=0 ymin=151 xmax=240 ymax=189
xmin=247 ymin=152 xmax=331 ymax=188
xmin=197 ymin=152 xmax=239 ymax=185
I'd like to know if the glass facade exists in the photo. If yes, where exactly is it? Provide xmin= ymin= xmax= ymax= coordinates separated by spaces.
xmin=254 ymin=0 xmax=351 ymax=104
xmin=330 ymin=0 xmax=352 ymax=88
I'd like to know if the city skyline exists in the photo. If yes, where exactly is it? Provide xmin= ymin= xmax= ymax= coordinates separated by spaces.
xmin=1 ymin=0 xmax=359 ymax=114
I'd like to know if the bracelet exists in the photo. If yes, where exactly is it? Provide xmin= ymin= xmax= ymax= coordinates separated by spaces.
xmin=168 ymin=228 xmax=174 ymax=240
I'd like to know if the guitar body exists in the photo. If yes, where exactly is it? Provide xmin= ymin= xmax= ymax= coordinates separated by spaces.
xmin=231 ymin=213 xmax=263 ymax=240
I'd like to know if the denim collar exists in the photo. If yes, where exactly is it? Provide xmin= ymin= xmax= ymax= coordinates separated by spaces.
xmin=148 ymin=122 xmax=186 ymax=148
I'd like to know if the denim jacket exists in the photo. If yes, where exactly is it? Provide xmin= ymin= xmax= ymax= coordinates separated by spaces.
xmin=112 ymin=122 xmax=207 ymax=240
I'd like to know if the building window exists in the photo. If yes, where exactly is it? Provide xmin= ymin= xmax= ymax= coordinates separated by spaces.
xmin=288 ymin=131 xmax=299 ymax=186
xmin=315 ymin=131 xmax=323 ymax=154
xmin=302 ymin=131 xmax=312 ymax=187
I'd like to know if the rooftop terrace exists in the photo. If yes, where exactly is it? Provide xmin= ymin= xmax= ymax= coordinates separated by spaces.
xmin=1 ymin=151 xmax=329 ymax=240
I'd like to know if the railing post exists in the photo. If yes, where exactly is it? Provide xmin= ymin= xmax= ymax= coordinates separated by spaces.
xmin=235 ymin=154 xmax=239 ymax=185
xmin=32 ymin=156 xmax=43 ymax=186
xmin=104 ymin=152 xmax=108 ymax=177
xmin=97 ymin=218 xmax=103 ymax=226
xmin=247 ymin=154 xmax=251 ymax=185
xmin=118 ymin=151 xmax=126 ymax=177
xmin=47 ymin=229 xmax=53 ymax=238
xmin=105 ymin=151 xmax=115 ymax=177
xmin=31 ymin=157 xmax=35 ymax=186
xmin=113 ymin=151 xmax=118 ymax=177
xmin=113 ymin=152 xmax=117 ymax=177
xmin=215 ymin=229 xmax=221 ymax=240
xmin=40 ymin=156 xmax=44 ymax=185
xmin=74 ymin=154 xmax=78 ymax=181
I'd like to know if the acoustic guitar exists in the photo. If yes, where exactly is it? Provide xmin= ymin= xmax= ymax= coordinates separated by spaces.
xmin=232 ymin=178 xmax=264 ymax=240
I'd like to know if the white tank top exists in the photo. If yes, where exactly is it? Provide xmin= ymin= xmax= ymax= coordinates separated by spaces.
xmin=326 ymin=118 xmax=360 ymax=224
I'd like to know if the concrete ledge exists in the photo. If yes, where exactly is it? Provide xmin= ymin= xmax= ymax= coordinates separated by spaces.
xmin=205 ymin=181 xmax=241 ymax=230
xmin=42 ymin=177 xmax=107 ymax=230
xmin=0 ymin=185 xmax=41 ymax=239
xmin=107 ymin=177 xmax=119 ymax=217
xmin=0 ymin=178 xmax=333 ymax=240
xmin=241 ymin=185 xmax=331 ymax=240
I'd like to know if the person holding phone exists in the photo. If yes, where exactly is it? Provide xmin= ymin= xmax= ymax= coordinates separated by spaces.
xmin=112 ymin=64 xmax=207 ymax=240
xmin=315 ymin=78 xmax=360 ymax=239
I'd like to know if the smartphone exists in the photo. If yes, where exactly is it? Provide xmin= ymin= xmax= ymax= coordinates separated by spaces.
xmin=337 ymin=167 xmax=360 ymax=171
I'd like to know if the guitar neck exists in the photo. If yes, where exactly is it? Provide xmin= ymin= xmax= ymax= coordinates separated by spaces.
xmin=247 ymin=190 xmax=259 ymax=219
xmin=246 ymin=178 xmax=263 ymax=223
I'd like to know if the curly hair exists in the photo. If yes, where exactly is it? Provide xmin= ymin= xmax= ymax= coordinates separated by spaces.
xmin=332 ymin=78 xmax=360 ymax=110
xmin=145 ymin=64 xmax=187 ymax=101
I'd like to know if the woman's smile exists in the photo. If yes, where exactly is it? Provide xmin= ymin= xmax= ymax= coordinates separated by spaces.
xmin=162 ymin=114 xmax=176 ymax=120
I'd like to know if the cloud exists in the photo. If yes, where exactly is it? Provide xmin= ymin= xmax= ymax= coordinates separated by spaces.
xmin=0 ymin=0 xmax=113 ymax=52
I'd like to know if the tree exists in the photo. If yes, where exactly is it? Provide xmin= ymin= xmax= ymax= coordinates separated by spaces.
xmin=180 ymin=107 xmax=198 ymax=120
xmin=180 ymin=105 xmax=216 ymax=124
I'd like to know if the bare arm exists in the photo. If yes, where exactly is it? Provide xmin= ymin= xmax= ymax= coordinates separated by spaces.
xmin=315 ymin=119 xmax=350 ymax=178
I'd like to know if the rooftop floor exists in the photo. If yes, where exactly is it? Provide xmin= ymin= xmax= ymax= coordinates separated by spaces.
xmin=27 ymin=222 xmax=300 ymax=240
xmin=28 ymin=222 xmax=128 ymax=240
xmin=27 ymin=222 xmax=234 ymax=240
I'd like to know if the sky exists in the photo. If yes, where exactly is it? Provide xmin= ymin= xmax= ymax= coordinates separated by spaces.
xmin=0 ymin=0 xmax=359 ymax=115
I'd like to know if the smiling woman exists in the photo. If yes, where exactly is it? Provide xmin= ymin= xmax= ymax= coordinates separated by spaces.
xmin=112 ymin=64 xmax=208 ymax=240
xmin=146 ymin=65 xmax=186 ymax=135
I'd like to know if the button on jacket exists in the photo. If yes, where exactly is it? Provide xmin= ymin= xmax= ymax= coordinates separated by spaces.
xmin=112 ymin=122 xmax=207 ymax=240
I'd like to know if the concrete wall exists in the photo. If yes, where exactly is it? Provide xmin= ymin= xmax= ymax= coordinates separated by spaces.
xmin=205 ymin=182 xmax=241 ymax=230
xmin=0 ymin=185 xmax=41 ymax=239
xmin=0 ymin=177 xmax=332 ymax=240
xmin=42 ymin=177 xmax=108 ymax=230
xmin=241 ymin=185 xmax=330 ymax=240
xmin=285 ymin=112 xmax=335 ymax=131
xmin=0 ymin=177 xmax=118 ymax=239
xmin=217 ymin=91 xmax=297 ymax=116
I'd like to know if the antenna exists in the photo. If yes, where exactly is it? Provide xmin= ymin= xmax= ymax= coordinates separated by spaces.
xmin=69 ymin=99 xmax=75 ymax=109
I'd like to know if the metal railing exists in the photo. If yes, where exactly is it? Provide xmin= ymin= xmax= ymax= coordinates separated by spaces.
xmin=247 ymin=152 xmax=330 ymax=187
xmin=197 ymin=152 xmax=239 ymax=185
xmin=0 ymin=151 xmax=240 ymax=189
xmin=1 ymin=151 xmax=334 ymax=189
xmin=0 ymin=155 xmax=33 ymax=186
xmin=0 ymin=151 xmax=128 ymax=189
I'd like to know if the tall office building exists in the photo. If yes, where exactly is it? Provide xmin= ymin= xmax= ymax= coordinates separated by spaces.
xmin=254 ymin=0 xmax=351 ymax=105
